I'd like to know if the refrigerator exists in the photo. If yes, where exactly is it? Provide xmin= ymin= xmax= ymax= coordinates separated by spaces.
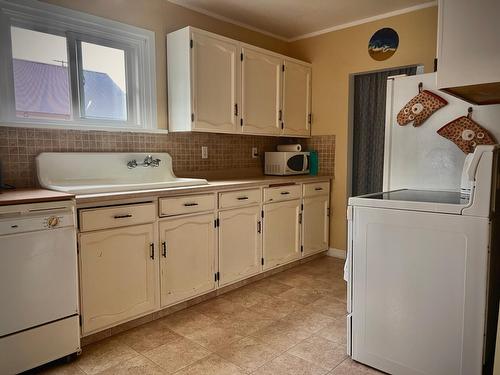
xmin=346 ymin=73 xmax=500 ymax=375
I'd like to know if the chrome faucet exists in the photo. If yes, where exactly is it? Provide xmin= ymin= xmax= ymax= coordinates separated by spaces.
xmin=127 ymin=155 xmax=161 ymax=169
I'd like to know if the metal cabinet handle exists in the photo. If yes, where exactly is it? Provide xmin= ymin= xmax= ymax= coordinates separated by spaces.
xmin=299 ymin=213 xmax=302 ymax=224
xmin=280 ymin=191 xmax=290 ymax=195
xmin=234 ymin=103 xmax=238 ymax=116
xmin=162 ymin=241 xmax=167 ymax=257
xmin=257 ymin=221 xmax=261 ymax=234
xmin=315 ymin=187 xmax=323 ymax=191
xmin=237 ymin=196 xmax=249 ymax=200
xmin=114 ymin=214 xmax=132 ymax=219
xmin=183 ymin=202 xmax=199 ymax=207
xmin=150 ymin=243 xmax=155 ymax=260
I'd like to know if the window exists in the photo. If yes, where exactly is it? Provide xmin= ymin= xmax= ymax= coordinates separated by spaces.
xmin=0 ymin=0 xmax=157 ymax=131
xmin=79 ymin=42 xmax=127 ymax=121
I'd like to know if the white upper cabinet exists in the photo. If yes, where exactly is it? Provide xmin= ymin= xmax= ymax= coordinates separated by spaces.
xmin=167 ymin=27 xmax=312 ymax=136
xmin=168 ymin=28 xmax=239 ymax=133
xmin=437 ymin=0 xmax=500 ymax=104
xmin=191 ymin=33 xmax=239 ymax=132
xmin=282 ymin=60 xmax=311 ymax=137
xmin=241 ymin=47 xmax=282 ymax=135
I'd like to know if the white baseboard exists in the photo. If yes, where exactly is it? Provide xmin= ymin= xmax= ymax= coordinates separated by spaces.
xmin=327 ymin=248 xmax=346 ymax=259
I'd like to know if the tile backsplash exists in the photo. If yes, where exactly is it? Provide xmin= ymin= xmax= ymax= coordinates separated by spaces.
xmin=0 ymin=126 xmax=335 ymax=188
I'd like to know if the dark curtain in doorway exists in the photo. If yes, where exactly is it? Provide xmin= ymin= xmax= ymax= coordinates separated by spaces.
xmin=351 ymin=66 xmax=417 ymax=197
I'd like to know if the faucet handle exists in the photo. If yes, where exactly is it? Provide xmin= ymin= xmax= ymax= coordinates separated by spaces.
xmin=127 ymin=160 xmax=137 ymax=169
xmin=151 ymin=158 xmax=161 ymax=167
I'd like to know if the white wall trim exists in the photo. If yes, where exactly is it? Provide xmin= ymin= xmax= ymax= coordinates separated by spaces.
xmin=289 ymin=1 xmax=437 ymax=42
xmin=167 ymin=1 xmax=437 ymax=43
xmin=327 ymin=248 xmax=346 ymax=259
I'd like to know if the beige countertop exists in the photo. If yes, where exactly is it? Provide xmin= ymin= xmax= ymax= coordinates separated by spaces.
xmin=75 ymin=175 xmax=332 ymax=204
xmin=0 ymin=188 xmax=75 ymax=206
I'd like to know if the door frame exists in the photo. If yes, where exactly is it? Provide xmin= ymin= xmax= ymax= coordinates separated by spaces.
xmin=346 ymin=64 xmax=423 ymax=198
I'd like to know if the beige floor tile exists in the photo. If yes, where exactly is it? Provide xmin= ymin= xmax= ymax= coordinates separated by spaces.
xmin=116 ymin=319 xmax=181 ymax=353
xmin=37 ymin=362 xmax=86 ymax=375
xmin=276 ymin=287 xmax=323 ymax=305
xmin=308 ymin=297 xmax=347 ymax=319
xmin=223 ymin=287 xmax=274 ymax=309
xmin=270 ymin=272 xmax=312 ymax=289
xmin=281 ymin=306 xmax=337 ymax=333
xmin=328 ymin=358 xmax=384 ymax=374
xmin=192 ymin=297 xmax=246 ymax=319
xmin=182 ymin=321 xmax=245 ymax=351
xmin=247 ymin=278 xmax=293 ymax=297
xmin=288 ymin=335 xmax=347 ymax=370
xmin=252 ymin=353 xmax=328 ymax=375
xmin=316 ymin=319 xmax=347 ymax=345
xmin=93 ymin=355 xmax=165 ymax=374
xmin=143 ymin=336 xmax=210 ymax=374
xmin=250 ymin=321 xmax=311 ymax=352
xmin=76 ymin=338 xmax=139 ymax=375
xmin=249 ymin=295 xmax=303 ymax=320
xmin=174 ymin=354 xmax=247 ymax=375
xmin=216 ymin=336 xmax=279 ymax=372
xmin=217 ymin=307 xmax=276 ymax=335
xmin=162 ymin=308 xmax=215 ymax=337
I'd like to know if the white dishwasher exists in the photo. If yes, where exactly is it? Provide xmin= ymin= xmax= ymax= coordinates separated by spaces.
xmin=0 ymin=200 xmax=80 ymax=374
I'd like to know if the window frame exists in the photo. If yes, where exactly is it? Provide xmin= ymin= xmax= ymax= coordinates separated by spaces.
xmin=0 ymin=0 xmax=158 ymax=132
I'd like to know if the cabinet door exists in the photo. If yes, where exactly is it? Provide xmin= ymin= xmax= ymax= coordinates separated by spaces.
xmin=79 ymin=224 xmax=158 ymax=335
xmin=159 ymin=213 xmax=216 ymax=307
xmin=219 ymin=205 xmax=262 ymax=286
xmin=282 ymin=60 xmax=311 ymax=137
xmin=191 ymin=32 xmax=239 ymax=133
xmin=241 ymin=47 xmax=282 ymax=135
xmin=302 ymin=196 xmax=329 ymax=256
xmin=262 ymin=199 xmax=301 ymax=270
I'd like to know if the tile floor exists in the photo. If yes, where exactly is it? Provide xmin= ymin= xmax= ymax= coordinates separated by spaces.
xmin=35 ymin=256 xmax=381 ymax=375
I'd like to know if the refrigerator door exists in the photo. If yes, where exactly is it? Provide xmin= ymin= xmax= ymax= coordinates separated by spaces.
xmin=351 ymin=206 xmax=489 ymax=375
xmin=382 ymin=73 xmax=500 ymax=192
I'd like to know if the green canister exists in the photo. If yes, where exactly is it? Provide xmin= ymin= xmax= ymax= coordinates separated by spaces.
xmin=309 ymin=150 xmax=318 ymax=176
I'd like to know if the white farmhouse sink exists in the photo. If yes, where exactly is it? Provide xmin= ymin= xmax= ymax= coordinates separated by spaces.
xmin=36 ymin=152 xmax=208 ymax=194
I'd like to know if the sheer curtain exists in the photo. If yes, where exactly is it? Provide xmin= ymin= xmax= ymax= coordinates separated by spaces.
xmin=351 ymin=66 xmax=417 ymax=197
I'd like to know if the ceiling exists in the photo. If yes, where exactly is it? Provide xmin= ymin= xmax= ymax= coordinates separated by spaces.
xmin=168 ymin=0 xmax=436 ymax=41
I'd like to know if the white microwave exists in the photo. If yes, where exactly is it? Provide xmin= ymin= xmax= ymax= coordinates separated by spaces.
xmin=265 ymin=152 xmax=310 ymax=175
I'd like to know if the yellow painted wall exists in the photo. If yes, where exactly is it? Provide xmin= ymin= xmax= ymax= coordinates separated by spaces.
xmin=42 ymin=0 xmax=289 ymax=131
xmin=288 ymin=6 xmax=438 ymax=251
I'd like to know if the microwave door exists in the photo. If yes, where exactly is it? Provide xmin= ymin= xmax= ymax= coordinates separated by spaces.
xmin=287 ymin=154 xmax=304 ymax=174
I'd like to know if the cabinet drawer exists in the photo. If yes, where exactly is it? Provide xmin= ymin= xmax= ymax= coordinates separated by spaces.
xmin=303 ymin=181 xmax=330 ymax=197
xmin=159 ymin=194 xmax=215 ymax=217
xmin=219 ymin=189 xmax=261 ymax=209
xmin=79 ymin=203 xmax=155 ymax=232
xmin=263 ymin=185 xmax=301 ymax=203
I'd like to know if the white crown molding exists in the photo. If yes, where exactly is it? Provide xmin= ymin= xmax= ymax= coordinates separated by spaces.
xmin=167 ymin=0 xmax=437 ymax=43
xmin=166 ymin=0 xmax=289 ymax=42
xmin=289 ymin=1 xmax=437 ymax=42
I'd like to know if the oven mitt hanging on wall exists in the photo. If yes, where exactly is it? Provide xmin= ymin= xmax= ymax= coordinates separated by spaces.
xmin=437 ymin=110 xmax=496 ymax=154
xmin=397 ymin=86 xmax=448 ymax=127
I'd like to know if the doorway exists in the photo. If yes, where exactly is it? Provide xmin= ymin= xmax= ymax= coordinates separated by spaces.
xmin=348 ymin=66 xmax=419 ymax=197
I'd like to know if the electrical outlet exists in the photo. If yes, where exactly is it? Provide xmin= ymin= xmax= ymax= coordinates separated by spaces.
xmin=201 ymin=146 xmax=208 ymax=159
xmin=252 ymin=147 xmax=258 ymax=159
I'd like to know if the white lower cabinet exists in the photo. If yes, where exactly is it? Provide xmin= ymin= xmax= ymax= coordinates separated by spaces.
xmin=302 ymin=195 xmax=329 ymax=256
xmin=218 ymin=205 xmax=262 ymax=286
xmin=79 ymin=224 xmax=158 ymax=335
xmin=262 ymin=199 xmax=301 ymax=270
xmin=159 ymin=213 xmax=216 ymax=307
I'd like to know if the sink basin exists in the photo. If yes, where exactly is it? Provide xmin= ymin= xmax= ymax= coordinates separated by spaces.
xmin=36 ymin=152 xmax=208 ymax=194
